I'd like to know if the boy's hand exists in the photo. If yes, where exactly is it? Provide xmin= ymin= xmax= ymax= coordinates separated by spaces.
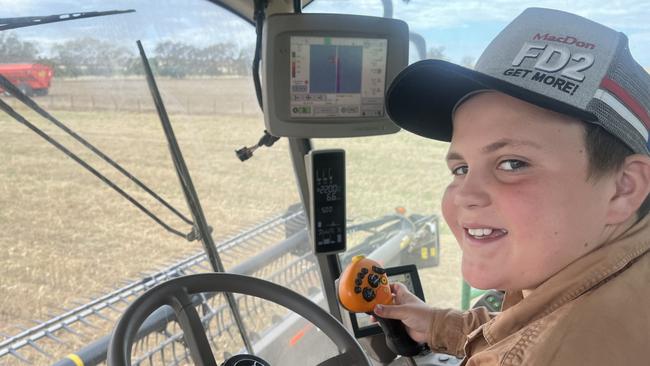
xmin=373 ymin=283 xmax=433 ymax=344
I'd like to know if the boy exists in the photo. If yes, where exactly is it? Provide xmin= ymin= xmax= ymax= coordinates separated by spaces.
xmin=374 ymin=7 xmax=650 ymax=366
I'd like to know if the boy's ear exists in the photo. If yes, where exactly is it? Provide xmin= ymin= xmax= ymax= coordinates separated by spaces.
xmin=606 ymin=154 xmax=650 ymax=224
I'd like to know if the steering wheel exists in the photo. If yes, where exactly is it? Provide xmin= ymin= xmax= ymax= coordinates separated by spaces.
xmin=107 ymin=273 xmax=372 ymax=366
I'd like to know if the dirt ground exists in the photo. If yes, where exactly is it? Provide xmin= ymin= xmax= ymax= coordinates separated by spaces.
xmin=0 ymin=77 xmax=463 ymax=363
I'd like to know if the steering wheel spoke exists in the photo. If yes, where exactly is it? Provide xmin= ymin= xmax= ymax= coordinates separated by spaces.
xmin=168 ymin=289 xmax=218 ymax=366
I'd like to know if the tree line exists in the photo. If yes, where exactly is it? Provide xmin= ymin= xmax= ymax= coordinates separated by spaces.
xmin=0 ymin=33 xmax=473 ymax=78
xmin=0 ymin=33 xmax=254 ymax=78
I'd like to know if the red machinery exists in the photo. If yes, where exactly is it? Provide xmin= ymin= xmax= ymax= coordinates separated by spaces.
xmin=0 ymin=63 xmax=54 ymax=96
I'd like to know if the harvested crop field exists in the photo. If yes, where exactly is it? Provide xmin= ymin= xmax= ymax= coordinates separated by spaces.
xmin=0 ymin=77 xmax=463 ymax=363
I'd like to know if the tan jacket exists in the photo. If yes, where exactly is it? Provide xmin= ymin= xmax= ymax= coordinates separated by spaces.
xmin=427 ymin=215 xmax=650 ymax=365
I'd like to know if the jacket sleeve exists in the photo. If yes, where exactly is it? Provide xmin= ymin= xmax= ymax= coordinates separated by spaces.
xmin=427 ymin=307 xmax=495 ymax=357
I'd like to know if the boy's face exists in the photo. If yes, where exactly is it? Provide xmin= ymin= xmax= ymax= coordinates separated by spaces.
xmin=442 ymin=92 xmax=615 ymax=291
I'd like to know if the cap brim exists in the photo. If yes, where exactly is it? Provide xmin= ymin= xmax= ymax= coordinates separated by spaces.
xmin=385 ymin=59 xmax=596 ymax=141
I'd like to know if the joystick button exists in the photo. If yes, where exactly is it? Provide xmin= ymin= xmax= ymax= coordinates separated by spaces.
xmin=354 ymin=278 xmax=363 ymax=286
xmin=372 ymin=266 xmax=386 ymax=274
xmin=367 ymin=274 xmax=380 ymax=288
xmin=362 ymin=287 xmax=376 ymax=302
xmin=360 ymin=268 xmax=369 ymax=274
xmin=357 ymin=272 xmax=365 ymax=280
xmin=354 ymin=286 xmax=362 ymax=294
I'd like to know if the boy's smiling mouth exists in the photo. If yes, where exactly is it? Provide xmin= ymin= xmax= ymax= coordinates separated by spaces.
xmin=464 ymin=227 xmax=509 ymax=240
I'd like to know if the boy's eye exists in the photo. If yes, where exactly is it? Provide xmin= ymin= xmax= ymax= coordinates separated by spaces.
xmin=451 ymin=165 xmax=468 ymax=176
xmin=497 ymin=159 xmax=528 ymax=171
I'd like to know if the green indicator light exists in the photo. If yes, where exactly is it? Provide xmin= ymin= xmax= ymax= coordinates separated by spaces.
xmin=324 ymin=37 xmax=331 ymax=45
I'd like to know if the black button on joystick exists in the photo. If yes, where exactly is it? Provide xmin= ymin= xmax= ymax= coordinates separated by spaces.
xmin=354 ymin=286 xmax=362 ymax=294
xmin=372 ymin=265 xmax=386 ymax=274
xmin=360 ymin=268 xmax=369 ymax=274
xmin=354 ymin=278 xmax=363 ymax=286
xmin=367 ymin=274 xmax=380 ymax=288
xmin=362 ymin=287 xmax=376 ymax=302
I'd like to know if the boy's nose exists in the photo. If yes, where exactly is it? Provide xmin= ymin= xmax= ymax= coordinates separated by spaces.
xmin=454 ymin=173 xmax=491 ymax=209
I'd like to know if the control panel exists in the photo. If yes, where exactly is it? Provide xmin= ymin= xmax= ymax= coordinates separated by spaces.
xmin=262 ymin=13 xmax=409 ymax=138
xmin=306 ymin=149 xmax=346 ymax=254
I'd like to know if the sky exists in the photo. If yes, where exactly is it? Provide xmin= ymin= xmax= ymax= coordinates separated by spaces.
xmin=0 ymin=0 xmax=648 ymax=67
xmin=307 ymin=0 xmax=650 ymax=67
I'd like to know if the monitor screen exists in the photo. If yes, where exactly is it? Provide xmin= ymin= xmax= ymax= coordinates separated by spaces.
xmin=263 ymin=13 xmax=408 ymax=138
xmin=289 ymin=36 xmax=387 ymax=119
xmin=353 ymin=272 xmax=418 ymax=329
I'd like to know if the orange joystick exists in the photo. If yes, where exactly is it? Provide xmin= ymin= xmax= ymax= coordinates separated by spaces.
xmin=338 ymin=255 xmax=392 ymax=313
xmin=338 ymin=255 xmax=423 ymax=357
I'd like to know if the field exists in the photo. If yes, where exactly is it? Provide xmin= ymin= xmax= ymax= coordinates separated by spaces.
xmin=0 ymin=77 xmax=462 ymax=362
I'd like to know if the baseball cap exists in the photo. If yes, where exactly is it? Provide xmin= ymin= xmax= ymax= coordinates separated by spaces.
xmin=385 ymin=7 xmax=650 ymax=155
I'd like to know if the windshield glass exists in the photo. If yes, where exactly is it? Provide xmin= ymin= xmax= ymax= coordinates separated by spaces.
xmin=1 ymin=1 xmax=648 ymax=365
xmin=0 ymin=1 xmax=334 ymax=364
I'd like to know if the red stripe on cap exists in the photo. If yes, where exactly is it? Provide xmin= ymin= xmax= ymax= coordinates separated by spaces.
xmin=600 ymin=77 xmax=650 ymax=129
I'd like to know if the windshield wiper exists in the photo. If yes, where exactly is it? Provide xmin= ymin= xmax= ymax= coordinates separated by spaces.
xmin=0 ymin=9 xmax=135 ymax=31
xmin=137 ymin=39 xmax=254 ymax=354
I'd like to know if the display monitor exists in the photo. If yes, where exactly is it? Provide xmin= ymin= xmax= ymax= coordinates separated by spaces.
xmin=263 ymin=13 xmax=409 ymax=138
xmin=348 ymin=264 xmax=425 ymax=339
xmin=307 ymin=149 xmax=346 ymax=254
xmin=289 ymin=36 xmax=387 ymax=119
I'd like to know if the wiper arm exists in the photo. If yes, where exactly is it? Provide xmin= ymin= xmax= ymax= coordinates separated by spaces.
xmin=0 ymin=9 xmax=135 ymax=31
xmin=137 ymin=39 xmax=254 ymax=354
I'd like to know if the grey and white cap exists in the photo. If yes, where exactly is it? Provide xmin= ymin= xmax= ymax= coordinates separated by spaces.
xmin=386 ymin=7 xmax=650 ymax=155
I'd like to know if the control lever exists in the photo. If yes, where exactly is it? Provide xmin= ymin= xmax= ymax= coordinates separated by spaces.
xmin=338 ymin=256 xmax=423 ymax=357
xmin=373 ymin=314 xmax=421 ymax=357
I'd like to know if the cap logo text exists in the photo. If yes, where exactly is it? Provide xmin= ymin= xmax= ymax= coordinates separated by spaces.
xmin=533 ymin=33 xmax=596 ymax=50
xmin=511 ymin=42 xmax=594 ymax=82
xmin=500 ymin=41 xmax=597 ymax=96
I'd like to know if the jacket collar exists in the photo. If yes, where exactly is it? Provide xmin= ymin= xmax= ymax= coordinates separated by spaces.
xmin=480 ymin=215 xmax=650 ymax=345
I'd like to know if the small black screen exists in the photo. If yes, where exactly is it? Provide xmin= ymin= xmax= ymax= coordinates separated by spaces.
xmin=311 ymin=150 xmax=346 ymax=253
xmin=348 ymin=264 xmax=424 ymax=338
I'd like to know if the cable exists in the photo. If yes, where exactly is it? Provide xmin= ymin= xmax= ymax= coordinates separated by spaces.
xmin=235 ymin=130 xmax=280 ymax=162
xmin=252 ymin=0 xmax=267 ymax=111
xmin=236 ymin=0 xmax=281 ymax=162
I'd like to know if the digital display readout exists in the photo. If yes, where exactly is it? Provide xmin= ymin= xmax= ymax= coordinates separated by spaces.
xmin=311 ymin=151 xmax=345 ymax=253
xmin=290 ymin=36 xmax=387 ymax=119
